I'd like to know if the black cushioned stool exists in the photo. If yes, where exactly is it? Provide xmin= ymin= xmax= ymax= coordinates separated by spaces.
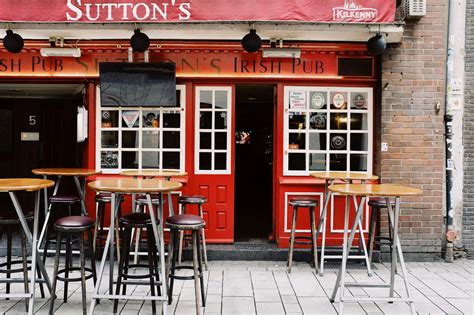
xmin=0 ymin=212 xmax=45 ymax=308
xmin=166 ymin=214 xmax=206 ymax=314
xmin=50 ymin=216 xmax=97 ymax=315
xmin=287 ymin=198 xmax=319 ymax=273
xmin=177 ymin=195 xmax=208 ymax=270
xmin=114 ymin=213 xmax=161 ymax=314
xmin=43 ymin=195 xmax=81 ymax=264
xmin=368 ymin=198 xmax=393 ymax=264
xmin=131 ymin=194 xmax=160 ymax=263
xmin=93 ymin=193 xmax=124 ymax=259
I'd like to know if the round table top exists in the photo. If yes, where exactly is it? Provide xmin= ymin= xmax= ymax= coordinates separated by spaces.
xmin=32 ymin=168 xmax=100 ymax=176
xmin=120 ymin=169 xmax=188 ymax=178
xmin=0 ymin=178 xmax=55 ymax=192
xmin=88 ymin=178 xmax=183 ymax=194
xmin=328 ymin=184 xmax=422 ymax=197
xmin=310 ymin=171 xmax=379 ymax=181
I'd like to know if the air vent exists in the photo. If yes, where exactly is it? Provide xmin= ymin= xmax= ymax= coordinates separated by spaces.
xmin=405 ymin=0 xmax=426 ymax=18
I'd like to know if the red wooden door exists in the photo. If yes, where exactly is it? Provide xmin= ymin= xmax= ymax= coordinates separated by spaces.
xmin=188 ymin=85 xmax=235 ymax=243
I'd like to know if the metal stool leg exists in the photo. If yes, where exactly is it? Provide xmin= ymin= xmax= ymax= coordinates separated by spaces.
xmin=309 ymin=206 xmax=319 ymax=272
xmin=178 ymin=205 xmax=186 ymax=264
xmin=21 ymin=230 xmax=29 ymax=311
xmin=168 ymin=230 xmax=179 ymax=305
xmin=49 ymin=232 xmax=62 ymax=315
xmin=198 ymin=204 xmax=208 ymax=271
xmin=6 ymin=225 xmax=12 ymax=298
xmin=146 ymin=228 xmax=157 ymax=314
xmin=368 ymin=205 xmax=378 ymax=265
xmin=196 ymin=230 xmax=206 ymax=307
xmin=79 ymin=233 xmax=87 ymax=315
xmin=287 ymin=206 xmax=298 ymax=273
xmin=63 ymin=234 xmax=72 ymax=302
xmin=114 ymin=227 xmax=130 ymax=313
xmin=192 ymin=231 xmax=201 ymax=315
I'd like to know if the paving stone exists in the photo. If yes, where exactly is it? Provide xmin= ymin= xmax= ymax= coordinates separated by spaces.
xmin=255 ymin=302 xmax=285 ymax=314
xmin=222 ymin=296 xmax=256 ymax=314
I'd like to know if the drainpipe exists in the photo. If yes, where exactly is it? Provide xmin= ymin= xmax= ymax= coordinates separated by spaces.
xmin=444 ymin=0 xmax=455 ymax=263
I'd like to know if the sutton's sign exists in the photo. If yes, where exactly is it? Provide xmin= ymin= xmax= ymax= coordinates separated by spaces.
xmin=0 ymin=0 xmax=395 ymax=23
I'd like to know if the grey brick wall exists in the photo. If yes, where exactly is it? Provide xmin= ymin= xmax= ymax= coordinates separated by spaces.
xmin=463 ymin=0 xmax=474 ymax=257
xmin=379 ymin=1 xmax=448 ymax=255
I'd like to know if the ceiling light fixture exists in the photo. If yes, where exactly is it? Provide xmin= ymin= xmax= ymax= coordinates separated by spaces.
xmin=130 ymin=29 xmax=150 ymax=53
xmin=3 ymin=30 xmax=24 ymax=54
xmin=241 ymin=28 xmax=262 ymax=53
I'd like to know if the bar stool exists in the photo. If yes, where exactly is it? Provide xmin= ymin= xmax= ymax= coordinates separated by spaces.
xmin=43 ymin=195 xmax=81 ymax=264
xmin=49 ymin=216 xmax=97 ymax=315
xmin=0 ymin=212 xmax=45 ymax=308
xmin=287 ymin=198 xmax=319 ymax=273
xmin=114 ymin=213 xmax=161 ymax=314
xmin=177 ymin=195 xmax=208 ymax=270
xmin=131 ymin=194 xmax=160 ymax=263
xmin=93 ymin=193 xmax=124 ymax=259
xmin=368 ymin=198 xmax=393 ymax=264
xmin=166 ymin=214 xmax=206 ymax=314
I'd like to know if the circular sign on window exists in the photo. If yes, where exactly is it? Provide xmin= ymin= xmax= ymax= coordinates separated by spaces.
xmin=332 ymin=93 xmax=345 ymax=109
xmin=354 ymin=94 xmax=366 ymax=109
xmin=330 ymin=135 xmax=346 ymax=150
xmin=310 ymin=93 xmax=325 ymax=109
xmin=102 ymin=111 xmax=110 ymax=120
xmin=310 ymin=113 xmax=326 ymax=129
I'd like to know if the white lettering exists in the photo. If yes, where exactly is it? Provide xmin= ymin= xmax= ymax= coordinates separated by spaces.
xmin=85 ymin=3 xmax=100 ymax=21
xmin=151 ymin=3 xmax=167 ymax=20
xmin=117 ymin=3 xmax=134 ymax=20
xmin=66 ymin=0 xmax=82 ymax=21
xmin=102 ymin=3 xmax=118 ymax=21
xmin=179 ymin=3 xmax=191 ymax=20
xmin=133 ymin=3 xmax=150 ymax=20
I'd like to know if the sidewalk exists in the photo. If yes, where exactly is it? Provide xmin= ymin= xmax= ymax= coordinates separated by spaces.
xmin=0 ymin=259 xmax=472 ymax=314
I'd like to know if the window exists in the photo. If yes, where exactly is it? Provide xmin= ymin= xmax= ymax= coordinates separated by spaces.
xmin=97 ymin=85 xmax=185 ymax=173
xmin=284 ymin=86 xmax=373 ymax=175
xmin=195 ymin=87 xmax=232 ymax=174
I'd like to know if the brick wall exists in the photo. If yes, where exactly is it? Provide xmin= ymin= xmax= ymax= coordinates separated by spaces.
xmin=379 ymin=2 xmax=447 ymax=256
xmin=463 ymin=0 xmax=474 ymax=257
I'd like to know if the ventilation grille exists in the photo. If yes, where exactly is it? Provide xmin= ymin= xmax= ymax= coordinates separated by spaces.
xmin=405 ymin=0 xmax=426 ymax=18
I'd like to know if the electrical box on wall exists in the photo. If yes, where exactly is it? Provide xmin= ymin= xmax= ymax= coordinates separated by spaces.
xmin=405 ymin=0 xmax=426 ymax=18
xmin=77 ymin=106 xmax=88 ymax=143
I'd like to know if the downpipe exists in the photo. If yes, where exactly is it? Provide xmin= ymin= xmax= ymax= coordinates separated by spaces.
xmin=444 ymin=114 xmax=455 ymax=262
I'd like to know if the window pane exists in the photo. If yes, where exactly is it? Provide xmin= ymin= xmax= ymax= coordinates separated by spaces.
xmin=200 ymin=132 xmax=212 ymax=149
xmin=351 ymin=92 xmax=368 ymax=109
xmin=330 ymin=154 xmax=347 ymax=171
xmin=101 ymin=110 xmax=118 ymax=128
xmin=351 ymin=113 xmax=368 ymax=130
xmin=143 ymin=111 xmax=160 ymax=128
xmin=215 ymin=112 xmax=227 ymax=129
xmin=215 ymin=153 xmax=227 ymax=170
xmin=122 ymin=131 xmax=138 ymax=148
xmin=163 ymin=112 xmax=180 ymax=128
xmin=330 ymin=92 xmax=348 ymax=109
xmin=309 ymin=113 xmax=327 ymax=130
xmin=215 ymin=91 xmax=228 ymax=109
xmin=163 ymin=131 xmax=180 ymax=148
xmin=215 ymin=132 xmax=227 ymax=150
xmin=199 ymin=153 xmax=212 ymax=170
xmin=122 ymin=110 xmax=140 ymax=128
xmin=122 ymin=151 xmax=139 ymax=169
xmin=101 ymin=131 xmax=118 ymax=148
xmin=309 ymin=133 xmax=326 ymax=150
xmin=309 ymin=153 xmax=326 ymax=171
xmin=351 ymin=133 xmax=368 ymax=151
xmin=288 ymin=153 xmax=306 ymax=171
xmin=330 ymin=134 xmax=347 ymax=150
xmin=200 ymin=112 xmax=212 ymax=129
xmin=200 ymin=91 xmax=212 ymax=109
xmin=288 ymin=112 xmax=306 ymax=130
xmin=289 ymin=133 xmax=306 ymax=150
xmin=163 ymin=152 xmax=180 ymax=169
xmin=101 ymin=151 xmax=118 ymax=169
xmin=142 ymin=151 xmax=159 ymax=169
xmin=330 ymin=113 xmax=348 ymax=130
xmin=350 ymin=154 xmax=368 ymax=172
xmin=142 ymin=130 xmax=160 ymax=149
xmin=309 ymin=92 xmax=327 ymax=109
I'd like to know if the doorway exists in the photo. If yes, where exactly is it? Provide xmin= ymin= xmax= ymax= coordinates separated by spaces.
xmin=235 ymin=84 xmax=275 ymax=242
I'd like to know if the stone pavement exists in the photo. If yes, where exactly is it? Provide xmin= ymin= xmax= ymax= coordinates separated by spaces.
xmin=0 ymin=258 xmax=473 ymax=314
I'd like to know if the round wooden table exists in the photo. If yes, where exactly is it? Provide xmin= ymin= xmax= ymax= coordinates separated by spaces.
xmin=0 ymin=178 xmax=55 ymax=314
xmin=87 ymin=178 xmax=182 ymax=314
xmin=327 ymin=183 xmax=422 ymax=314
xmin=309 ymin=171 xmax=379 ymax=276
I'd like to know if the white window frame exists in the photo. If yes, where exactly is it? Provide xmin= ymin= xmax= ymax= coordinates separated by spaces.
xmin=194 ymin=86 xmax=232 ymax=175
xmin=96 ymin=84 xmax=186 ymax=174
xmin=283 ymin=86 xmax=373 ymax=176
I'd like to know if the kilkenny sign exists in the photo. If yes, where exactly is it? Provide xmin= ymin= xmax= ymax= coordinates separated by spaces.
xmin=0 ymin=0 xmax=395 ymax=23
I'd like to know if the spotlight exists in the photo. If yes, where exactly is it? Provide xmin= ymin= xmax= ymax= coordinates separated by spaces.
xmin=366 ymin=33 xmax=386 ymax=55
xmin=3 ymin=30 xmax=24 ymax=54
xmin=130 ymin=29 xmax=150 ymax=53
xmin=241 ymin=29 xmax=261 ymax=53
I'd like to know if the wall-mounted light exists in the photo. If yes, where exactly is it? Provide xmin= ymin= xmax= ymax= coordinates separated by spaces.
xmin=40 ymin=37 xmax=81 ymax=57
xmin=241 ymin=29 xmax=261 ymax=53
xmin=262 ymin=39 xmax=301 ymax=58
xmin=130 ymin=29 xmax=150 ymax=53
xmin=3 ymin=30 xmax=24 ymax=53
xmin=366 ymin=33 xmax=386 ymax=55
